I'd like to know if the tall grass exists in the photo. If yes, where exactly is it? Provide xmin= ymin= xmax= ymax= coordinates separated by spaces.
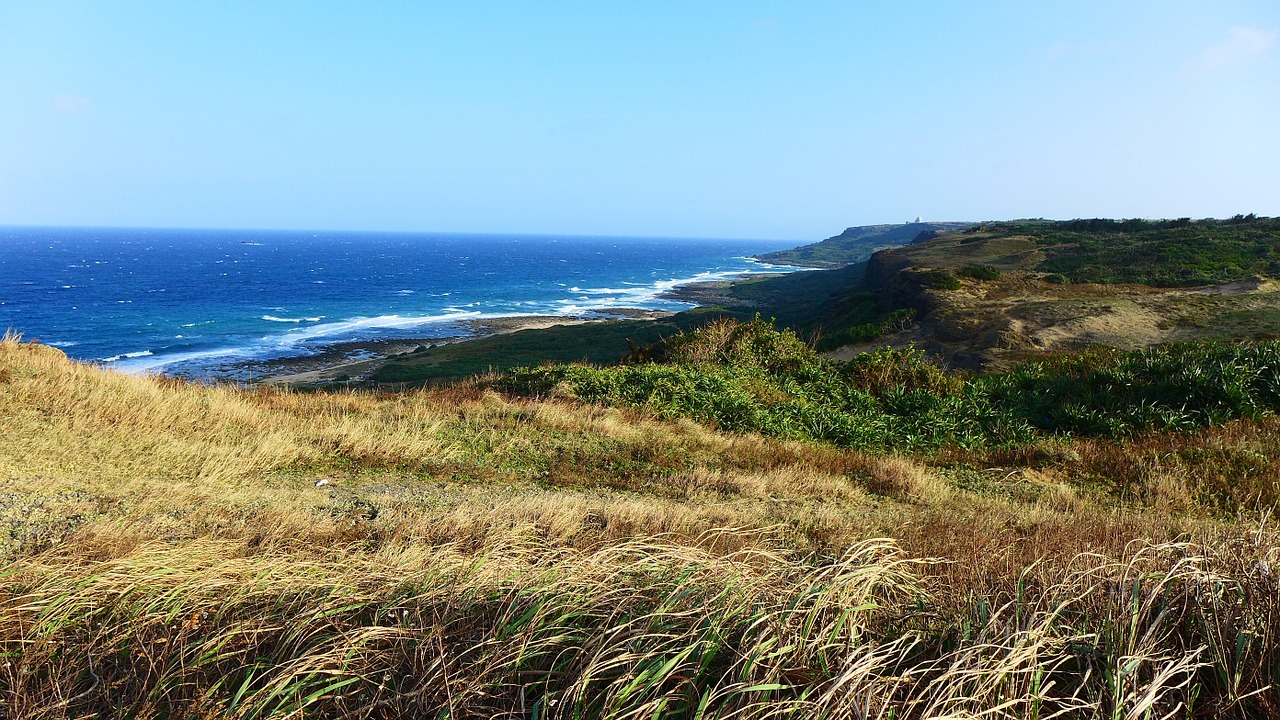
xmin=497 ymin=319 xmax=1280 ymax=459
xmin=4 ymin=333 xmax=1280 ymax=717
xmin=3 ymin=533 xmax=1276 ymax=718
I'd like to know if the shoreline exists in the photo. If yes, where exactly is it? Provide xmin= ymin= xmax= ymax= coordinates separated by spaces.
xmin=192 ymin=266 xmax=803 ymax=387
xmin=234 ymin=308 xmax=674 ymax=386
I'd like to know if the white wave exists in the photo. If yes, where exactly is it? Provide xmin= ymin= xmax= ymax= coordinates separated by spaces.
xmin=260 ymin=315 xmax=324 ymax=324
xmin=109 ymin=347 xmax=244 ymax=373
xmin=101 ymin=350 xmax=154 ymax=363
xmin=740 ymin=256 xmax=820 ymax=271
xmin=542 ymin=265 xmax=797 ymax=315
xmin=270 ymin=311 xmax=483 ymax=346
xmin=48 ymin=341 xmax=79 ymax=348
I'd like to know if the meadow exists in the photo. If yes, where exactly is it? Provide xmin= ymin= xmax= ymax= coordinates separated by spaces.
xmin=2 ymin=324 xmax=1278 ymax=718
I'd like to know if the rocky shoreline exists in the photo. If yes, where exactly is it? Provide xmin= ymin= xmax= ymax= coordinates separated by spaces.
xmin=224 ymin=308 xmax=674 ymax=386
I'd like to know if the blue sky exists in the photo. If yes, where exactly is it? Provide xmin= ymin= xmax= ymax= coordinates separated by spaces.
xmin=1 ymin=2 xmax=1277 ymax=240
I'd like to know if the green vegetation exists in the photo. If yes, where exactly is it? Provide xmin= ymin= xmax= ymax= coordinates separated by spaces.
xmin=3 ymin=323 xmax=1280 ymax=717
xmin=376 ymin=312 xmax=718 ymax=384
xmin=922 ymin=269 xmax=962 ymax=290
xmin=815 ymin=307 xmax=916 ymax=350
xmin=953 ymin=216 xmax=1280 ymax=287
xmin=957 ymin=264 xmax=1001 ymax=281
xmin=755 ymin=221 xmax=971 ymax=268
xmin=498 ymin=318 xmax=1280 ymax=468
xmin=706 ymin=265 xmax=903 ymax=350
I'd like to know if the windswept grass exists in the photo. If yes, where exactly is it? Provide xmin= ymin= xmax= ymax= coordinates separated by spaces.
xmin=498 ymin=318 xmax=1280 ymax=467
xmin=4 ymin=532 xmax=1277 ymax=718
xmin=3 ymin=333 xmax=1279 ymax=717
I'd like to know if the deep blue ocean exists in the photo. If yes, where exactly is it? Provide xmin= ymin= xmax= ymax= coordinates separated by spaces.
xmin=0 ymin=227 xmax=798 ymax=377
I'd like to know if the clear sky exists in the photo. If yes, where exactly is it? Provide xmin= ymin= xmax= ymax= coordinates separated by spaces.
xmin=1 ymin=2 xmax=1277 ymax=240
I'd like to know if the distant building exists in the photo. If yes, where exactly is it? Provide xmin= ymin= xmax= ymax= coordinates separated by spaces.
xmin=914 ymin=216 xmax=923 ymax=223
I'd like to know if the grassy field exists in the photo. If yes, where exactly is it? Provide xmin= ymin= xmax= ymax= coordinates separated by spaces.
xmin=906 ymin=216 xmax=1280 ymax=287
xmin=3 ymin=329 xmax=1279 ymax=718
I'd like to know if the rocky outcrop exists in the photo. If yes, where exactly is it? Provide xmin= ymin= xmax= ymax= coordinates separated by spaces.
xmin=863 ymin=250 xmax=939 ymax=317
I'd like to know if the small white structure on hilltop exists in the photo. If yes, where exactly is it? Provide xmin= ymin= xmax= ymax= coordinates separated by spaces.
xmin=914 ymin=216 xmax=923 ymax=223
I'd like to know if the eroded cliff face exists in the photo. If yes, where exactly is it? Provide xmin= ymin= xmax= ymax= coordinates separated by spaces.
xmin=863 ymin=250 xmax=936 ymax=317
xmin=840 ymin=247 xmax=1280 ymax=371
xmin=860 ymin=249 xmax=996 ymax=369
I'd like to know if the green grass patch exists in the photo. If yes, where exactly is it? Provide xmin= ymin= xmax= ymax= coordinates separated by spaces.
xmin=374 ymin=309 xmax=743 ymax=385
xmin=494 ymin=318 xmax=1280 ymax=457
xmin=960 ymin=216 xmax=1280 ymax=287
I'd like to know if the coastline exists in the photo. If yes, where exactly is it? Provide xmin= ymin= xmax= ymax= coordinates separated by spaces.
xmin=200 ymin=264 xmax=802 ymax=387
xmin=239 ymin=309 xmax=674 ymax=386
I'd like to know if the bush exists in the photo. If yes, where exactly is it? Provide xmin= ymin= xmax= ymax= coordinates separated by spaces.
xmin=841 ymin=346 xmax=961 ymax=399
xmin=923 ymin=270 xmax=962 ymax=290
xmin=817 ymin=309 xmax=918 ymax=351
xmin=958 ymin=265 xmax=1002 ymax=281
xmin=496 ymin=319 xmax=1280 ymax=452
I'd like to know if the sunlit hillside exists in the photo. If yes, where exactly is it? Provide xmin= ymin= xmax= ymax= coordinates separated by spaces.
xmin=2 ymin=329 xmax=1278 ymax=718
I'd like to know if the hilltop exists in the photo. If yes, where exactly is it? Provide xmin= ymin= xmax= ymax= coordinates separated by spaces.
xmin=754 ymin=220 xmax=973 ymax=268
xmin=837 ymin=216 xmax=1280 ymax=368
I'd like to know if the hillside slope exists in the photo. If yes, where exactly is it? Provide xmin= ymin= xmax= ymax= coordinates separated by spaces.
xmin=754 ymin=220 xmax=972 ymax=268
xmin=371 ymin=217 xmax=1280 ymax=384
xmin=827 ymin=216 xmax=1280 ymax=368
xmin=3 ymin=334 xmax=1279 ymax=717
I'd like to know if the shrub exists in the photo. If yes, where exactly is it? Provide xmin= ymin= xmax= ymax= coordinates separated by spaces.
xmin=958 ymin=264 xmax=1002 ymax=281
xmin=497 ymin=319 xmax=1280 ymax=453
xmin=923 ymin=270 xmax=962 ymax=290
xmin=817 ymin=309 xmax=918 ymax=351
xmin=841 ymin=346 xmax=961 ymax=399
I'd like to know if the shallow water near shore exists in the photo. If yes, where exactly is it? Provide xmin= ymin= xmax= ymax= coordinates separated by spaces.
xmin=1 ymin=227 xmax=796 ymax=378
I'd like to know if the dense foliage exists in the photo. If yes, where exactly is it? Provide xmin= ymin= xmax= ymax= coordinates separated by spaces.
xmin=963 ymin=216 xmax=1280 ymax=287
xmin=497 ymin=318 xmax=1280 ymax=451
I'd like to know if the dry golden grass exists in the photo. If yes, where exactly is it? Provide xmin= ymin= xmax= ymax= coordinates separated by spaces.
xmin=2 ymin=337 xmax=1278 ymax=718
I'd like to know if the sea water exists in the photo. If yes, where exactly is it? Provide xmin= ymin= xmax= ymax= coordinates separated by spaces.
xmin=0 ymin=227 xmax=799 ymax=377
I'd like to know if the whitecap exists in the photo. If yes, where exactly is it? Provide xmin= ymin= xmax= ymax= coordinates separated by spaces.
xmin=101 ymin=350 xmax=155 ymax=363
xmin=269 ymin=311 xmax=483 ymax=346
xmin=109 ymin=347 xmax=243 ymax=373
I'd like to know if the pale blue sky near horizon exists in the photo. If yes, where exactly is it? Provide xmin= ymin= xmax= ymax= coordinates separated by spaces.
xmin=1 ymin=2 xmax=1277 ymax=241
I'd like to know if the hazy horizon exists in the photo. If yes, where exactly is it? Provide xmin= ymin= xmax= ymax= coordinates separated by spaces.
xmin=2 ymin=2 xmax=1277 ymax=240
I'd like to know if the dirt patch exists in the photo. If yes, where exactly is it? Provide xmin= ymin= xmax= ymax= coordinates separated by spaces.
xmin=824 ymin=274 xmax=1280 ymax=369
xmin=1025 ymin=300 xmax=1166 ymax=351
